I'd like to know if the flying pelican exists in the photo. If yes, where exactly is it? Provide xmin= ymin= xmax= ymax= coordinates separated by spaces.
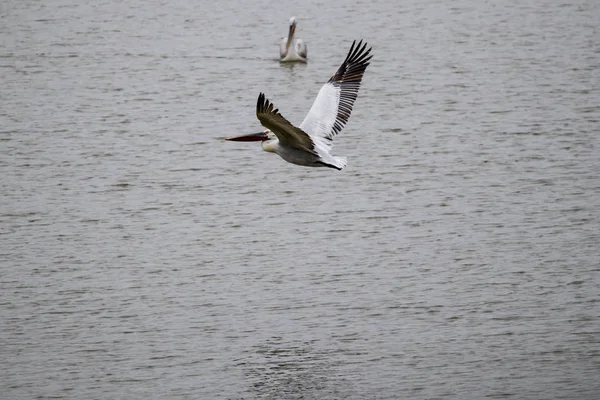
xmin=279 ymin=16 xmax=307 ymax=62
xmin=226 ymin=40 xmax=372 ymax=170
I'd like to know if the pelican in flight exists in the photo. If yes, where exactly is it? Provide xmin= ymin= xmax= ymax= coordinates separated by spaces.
xmin=279 ymin=16 xmax=307 ymax=62
xmin=226 ymin=40 xmax=372 ymax=170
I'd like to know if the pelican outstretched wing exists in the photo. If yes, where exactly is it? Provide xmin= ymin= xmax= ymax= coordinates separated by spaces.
xmin=256 ymin=93 xmax=316 ymax=153
xmin=299 ymin=40 xmax=372 ymax=149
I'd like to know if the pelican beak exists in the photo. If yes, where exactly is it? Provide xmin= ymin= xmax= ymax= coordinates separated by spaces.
xmin=225 ymin=131 xmax=268 ymax=142
xmin=285 ymin=24 xmax=295 ymax=50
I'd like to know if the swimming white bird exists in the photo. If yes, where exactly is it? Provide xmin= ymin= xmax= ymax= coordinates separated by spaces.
xmin=279 ymin=16 xmax=307 ymax=62
xmin=226 ymin=40 xmax=372 ymax=170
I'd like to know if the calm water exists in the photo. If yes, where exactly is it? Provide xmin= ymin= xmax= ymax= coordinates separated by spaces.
xmin=1 ymin=0 xmax=599 ymax=398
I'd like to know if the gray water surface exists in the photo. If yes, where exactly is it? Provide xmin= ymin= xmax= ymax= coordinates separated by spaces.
xmin=1 ymin=0 xmax=599 ymax=399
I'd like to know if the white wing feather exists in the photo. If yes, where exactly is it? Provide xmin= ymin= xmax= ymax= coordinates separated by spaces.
xmin=299 ymin=40 xmax=373 ymax=155
xmin=299 ymin=83 xmax=340 ymax=154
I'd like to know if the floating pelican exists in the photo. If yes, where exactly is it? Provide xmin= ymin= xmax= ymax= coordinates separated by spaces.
xmin=226 ymin=40 xmax=372 ymax=170
xmin=279 ymin=16 xmax=307 ymax=62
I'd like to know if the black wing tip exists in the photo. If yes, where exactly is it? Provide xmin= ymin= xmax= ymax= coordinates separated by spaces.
xmin=256 ymin=92 xmax=279 ymax=115
xmin=348 ymin=40 xmax=373 ymax=65
xmin=327 ymin=39 xmax=373 ymax=85
xmin=258 ymin=92 xmax=267 ymax=105
xmin=348 ymin=40 xmax=372 ymax=56
xmin=256 ymin=92 xmax=264 ymax=114
xmin=333 ymin=39 xmax=373 ymax=76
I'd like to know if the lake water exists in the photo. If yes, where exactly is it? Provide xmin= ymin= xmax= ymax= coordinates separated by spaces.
xmin=1 ymin=0 xmax=599 ymax=398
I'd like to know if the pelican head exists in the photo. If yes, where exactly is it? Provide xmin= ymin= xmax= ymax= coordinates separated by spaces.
xmin=288 ymin=16 xmax=297 ymax=41
xmin=225 ymin=130 xmax=278 ymax=153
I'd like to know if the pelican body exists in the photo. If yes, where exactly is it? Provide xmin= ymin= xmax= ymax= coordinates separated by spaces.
xmin=279 ymin=17 xmax=307 ymax=62
xmin=227 ymin=40 xmax=373 ymax=171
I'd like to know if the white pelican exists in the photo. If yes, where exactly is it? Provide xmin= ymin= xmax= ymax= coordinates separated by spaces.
xmin=279 ymin=16 xmax=307 ymax=62
xmin=226 ymin=40 xmax=372 ymax=170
